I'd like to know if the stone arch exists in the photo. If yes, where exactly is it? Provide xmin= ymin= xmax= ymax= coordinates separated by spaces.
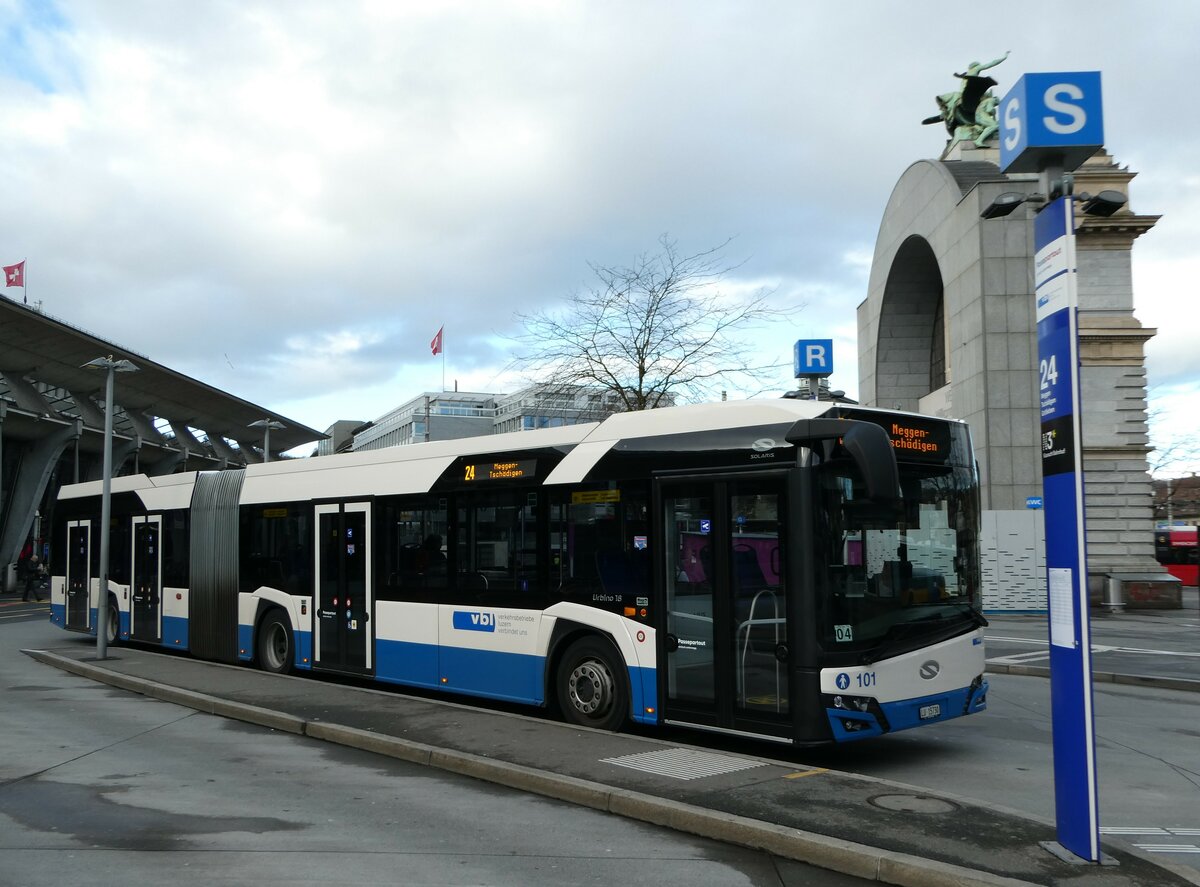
xmin=858 ymin=156 xmax=1038 ymax=513
xmin=875 ymin=234 xmax=945 ymax=410
xmin=856 ymin=145 xmax=1168 ymax=611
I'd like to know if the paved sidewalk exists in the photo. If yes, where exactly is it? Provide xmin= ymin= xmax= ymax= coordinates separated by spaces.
xmin=23 ymin=640 xmax=1200 ymax=887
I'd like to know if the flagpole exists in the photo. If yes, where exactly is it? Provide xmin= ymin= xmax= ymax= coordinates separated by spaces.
xmin=442 ymin=324 xmax=446 ymax=392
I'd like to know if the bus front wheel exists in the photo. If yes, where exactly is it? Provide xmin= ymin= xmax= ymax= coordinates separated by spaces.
xmin=257 ymin=611 xmax=295 ymax=676
xmin=556 ymin=637 xmax=628 ymax=732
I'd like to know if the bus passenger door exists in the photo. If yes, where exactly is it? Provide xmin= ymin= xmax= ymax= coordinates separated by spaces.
xmin=658 ymin=475 xmax=792 ymax=740
xmin=66 ymin=520 xmax=91 ymax=630
xmin=130 ymin=516 xmax=162 ymax=642
xmin=314 ymin=503 xmax=373 ymax=674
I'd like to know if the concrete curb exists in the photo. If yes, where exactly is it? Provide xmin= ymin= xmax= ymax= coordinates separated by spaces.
xmin=25 ymin=648 xmax=1042 ymax=887
xmin=23 ymin=649 xmax=307 ymax=735
xmin=987 ymin=663 xmax=1200 ymax=693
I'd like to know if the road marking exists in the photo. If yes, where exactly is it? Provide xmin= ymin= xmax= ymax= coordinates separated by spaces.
xmin=784 ymin=768 xmax=829 ymax=779
xmin=987 ymin=635 xmax=1200 ymax=659
xmin=1103 ymin=826 xmax=1200 ymax=852
xmin=987 ymin=650 xmax=1051 ymax=665
xmin=1107 ymin=647 xmax=1200 ymax=659
xmin=1133 ymin=844 xmax=1200 ymax=854
xmin=601 ymin=748 xmax=767 ymax=780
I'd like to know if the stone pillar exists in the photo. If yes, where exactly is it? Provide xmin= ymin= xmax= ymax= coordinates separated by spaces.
xmin=1072 ymin=151 xmax=1177 ymax=604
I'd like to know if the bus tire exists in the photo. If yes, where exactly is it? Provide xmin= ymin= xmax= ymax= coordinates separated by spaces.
xmin=257 ymin=610 xmax=294 ymax=676
xmin=556 ymin=636 xmax=628 ymax=731
xmin=105 ymin=596 xmax=120 ymax=646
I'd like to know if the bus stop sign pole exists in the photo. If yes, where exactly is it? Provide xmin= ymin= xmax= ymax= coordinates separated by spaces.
xmin=1034 ymin=197 xmax=1103 ymax=864
xmin=1001 ymin=71 xmax=1106 ymax=865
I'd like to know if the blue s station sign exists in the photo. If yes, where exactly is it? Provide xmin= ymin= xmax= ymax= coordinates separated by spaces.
xmin=999 ymin=72 xmax=1104 ymax=173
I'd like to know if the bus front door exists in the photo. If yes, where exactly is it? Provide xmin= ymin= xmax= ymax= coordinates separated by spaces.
xmin=131 ymin=516 xmax=162 ymax=642
xmin=659 ymin=475 xmax=792 ymax=740
xmin=314 ymin=503 xmax=373 ymax=674
xmin=66 ymin=520 xmax=91 ymax=630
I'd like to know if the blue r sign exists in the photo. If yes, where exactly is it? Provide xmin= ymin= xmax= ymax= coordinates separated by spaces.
xmin=794 ymin=339 xmax=833 ymax=377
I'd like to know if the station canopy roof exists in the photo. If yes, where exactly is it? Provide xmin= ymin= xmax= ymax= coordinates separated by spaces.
xmin=0 ymin=294 xmax=324 ymax=464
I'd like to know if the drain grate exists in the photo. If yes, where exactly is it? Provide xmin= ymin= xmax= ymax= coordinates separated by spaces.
xmin=601 ymin=747 xmax=767 ymax=780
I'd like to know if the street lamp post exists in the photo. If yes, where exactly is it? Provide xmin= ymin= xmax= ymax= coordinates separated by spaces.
xmin=250 ymin=418 xmax=285 ymax=463
xmin=83 ymin=355 xmax=139 ymax=660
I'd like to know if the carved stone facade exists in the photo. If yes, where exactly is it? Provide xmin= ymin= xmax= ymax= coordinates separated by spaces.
xmin=856 ymin=142 xmax=1174 ymax=610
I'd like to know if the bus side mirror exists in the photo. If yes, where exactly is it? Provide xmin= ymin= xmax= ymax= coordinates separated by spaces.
xmin=786 ymin=418 xmax=902 ymax=502
xmin=841 ymin=422 xmax=902 ymax=501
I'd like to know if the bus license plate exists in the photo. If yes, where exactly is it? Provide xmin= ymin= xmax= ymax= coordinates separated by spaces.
xmin=919 ymin=704 xmax=941 ymax=720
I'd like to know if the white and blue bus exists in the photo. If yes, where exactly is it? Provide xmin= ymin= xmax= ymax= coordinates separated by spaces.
xmin=49 ymin=399 xmax=987 ymax=745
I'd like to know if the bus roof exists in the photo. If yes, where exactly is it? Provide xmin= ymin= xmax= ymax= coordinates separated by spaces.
xmin=58 ymin=399 xmax=954 ymax=506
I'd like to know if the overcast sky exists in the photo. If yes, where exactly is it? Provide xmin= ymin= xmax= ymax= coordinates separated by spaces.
xmin=3 ymin=1 xmax=1198 ymax=473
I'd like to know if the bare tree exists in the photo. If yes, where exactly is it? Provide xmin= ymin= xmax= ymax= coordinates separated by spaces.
xmin=510 ymin=236 xmax=800 ymax=413
xmin=1147 ymin=395 xmax=1200 ymax=478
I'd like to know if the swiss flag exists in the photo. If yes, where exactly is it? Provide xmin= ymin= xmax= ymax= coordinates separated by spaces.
xmin=3 ymin=261 xmax=24 ymax=287
xmin=431 ymin=325 xmax=443 ymax=356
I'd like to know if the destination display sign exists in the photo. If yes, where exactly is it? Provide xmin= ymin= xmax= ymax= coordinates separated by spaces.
xmin=885 ymin=420 xmax=950 ymax=460
xmin=834 ymin=410 xmax=953 ymax=463
xmin=463 ymin=459 xmax=536 ymax=482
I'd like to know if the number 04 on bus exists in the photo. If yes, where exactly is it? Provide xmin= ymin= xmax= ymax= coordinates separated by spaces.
xmin=48 ymin=399 xmax=987 ymax=745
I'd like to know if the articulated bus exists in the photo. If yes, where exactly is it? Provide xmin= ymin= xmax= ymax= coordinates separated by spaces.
xmin=1155 ymin=526 xmax=1198 ymax=586
xmin=50 ymin=399 xmax=988 ymax=745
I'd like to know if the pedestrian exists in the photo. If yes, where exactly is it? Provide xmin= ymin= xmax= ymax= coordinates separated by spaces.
xmin=22 ymin=554 xmax=46 ymax=602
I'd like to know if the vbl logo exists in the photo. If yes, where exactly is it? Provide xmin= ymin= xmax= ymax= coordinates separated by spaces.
xmin=452 ymin=610 xmax=496 ymax=632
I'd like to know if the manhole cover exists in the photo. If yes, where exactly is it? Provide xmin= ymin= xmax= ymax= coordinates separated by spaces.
xmin=868 ymin=793 xmax=959 ymax=814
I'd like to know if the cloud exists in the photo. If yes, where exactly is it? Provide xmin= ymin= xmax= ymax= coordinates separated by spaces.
xmin=0 ymin=0 xmax=1196 ymax=467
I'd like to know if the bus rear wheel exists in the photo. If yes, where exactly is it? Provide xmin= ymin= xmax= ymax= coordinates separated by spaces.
xmin=257 ymin=611 xmax=294 ymax=675
xmin=104 ymin=597 xmax=120 ymax=646
xmin=556 ymin=637 xmax=628 ymax=732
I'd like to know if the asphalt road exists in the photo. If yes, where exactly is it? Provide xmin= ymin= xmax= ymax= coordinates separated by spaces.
xmin=985 ymin=599 xmax=1200 ymax=685
xmin=685 ymin=594 xmax=1200 ymax=871
xmin=6 ymin=594 xmax=1199 ymax=881
xmin=0 ymin=605 xmax=868 ymax=887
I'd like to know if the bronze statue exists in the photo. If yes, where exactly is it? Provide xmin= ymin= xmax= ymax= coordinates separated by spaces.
xmin=923 ymin=52 xmax=1009 ymax=149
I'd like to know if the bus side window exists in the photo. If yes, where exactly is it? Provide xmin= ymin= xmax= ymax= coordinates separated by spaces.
xmin=378 ymin=497 xmax=448 ymax=602
xmin=455 ymin=491 xmax=540 ymax=606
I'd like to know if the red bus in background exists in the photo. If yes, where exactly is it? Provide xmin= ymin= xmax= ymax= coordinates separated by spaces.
xmin=1155 ymin=526 xmax=1199 ymax=586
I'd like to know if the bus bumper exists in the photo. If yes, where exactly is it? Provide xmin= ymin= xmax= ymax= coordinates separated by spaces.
xmin=825 ymin=675 xmax=988 ymax=742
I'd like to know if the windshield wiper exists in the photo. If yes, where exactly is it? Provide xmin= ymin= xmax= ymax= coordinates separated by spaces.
xmin=858 ymin=618 xmax=939 ymax=665
xmin=966 ymin=607 xmax=988 ymax=628
xmin=858 ymin=610 xmax=980 ymax=665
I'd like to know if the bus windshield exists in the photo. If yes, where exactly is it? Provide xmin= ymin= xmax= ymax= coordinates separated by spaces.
xmin=815 ymin=456 xmax=982 ymax=661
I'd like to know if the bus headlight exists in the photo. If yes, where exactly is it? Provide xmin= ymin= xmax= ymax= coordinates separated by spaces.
xmin=833 ymin=694 xmax=872 ymax=713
